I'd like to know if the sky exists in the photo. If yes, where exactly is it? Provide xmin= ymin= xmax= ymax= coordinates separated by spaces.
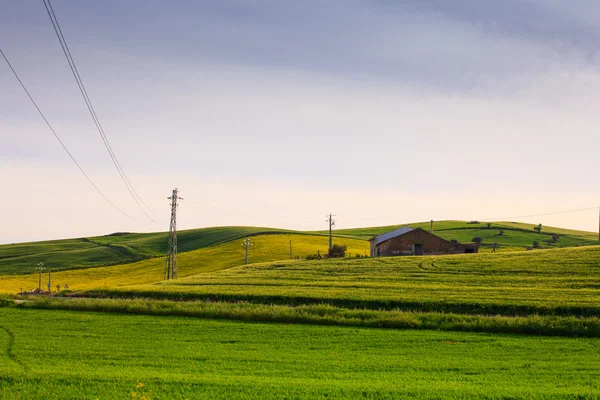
xmin=1 ymin=0 xmax=600 ymax=243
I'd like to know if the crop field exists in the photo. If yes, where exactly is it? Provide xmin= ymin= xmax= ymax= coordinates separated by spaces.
xmin=1 ymin=307 xmax=599 ymax=399
xmin=1 ymin=221 xmax=596 ymax=276
xmin=99 ymin=246 xmax=600 ymax=318
xmin=0 ymin=234 xmax=369 ymax=293
xmin=0 ymin=226 xmax=292 ymax=274
xmin=2 ymin=222 xmax=600 ymax=398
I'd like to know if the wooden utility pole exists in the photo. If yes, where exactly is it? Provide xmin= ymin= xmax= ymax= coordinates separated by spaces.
xmin=242 ymin=238 xmax=253 ymax=265
xmin=47 ymin=269 xmax=51 ymax=293
xmin=36 ymin=262 xmax=44 ymax=290
xmin=326 ymin=213 xmax=336 ymax=253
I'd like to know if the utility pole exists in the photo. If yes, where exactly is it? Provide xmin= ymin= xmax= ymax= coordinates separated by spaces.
xmin=36 ymin=262 xmax=44 ymax=291
xmin=47 ymin=268 xmax=51 ymax=293
xmin=326 ymin=213 xmax=336 ymax=253
xmin=242 ymin=238 xmax=253 ymax=265
xmin=165 ymin=188 xmax=183 ymax=280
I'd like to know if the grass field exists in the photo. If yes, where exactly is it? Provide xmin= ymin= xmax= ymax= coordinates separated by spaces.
xmin=1 ymin=221 xmax=596 ymax=276
xmin=1 ymin=307 xmax=599 ymax=399
xmin=96 ymin=246 xmax=600 ymax=318
xmin=0 ymin=226 xmax=292 ymax=274
xmin=326 ymin=220 xmax=599 ymax=249
xmin=0 ymin=234 xmax=369 ymax=293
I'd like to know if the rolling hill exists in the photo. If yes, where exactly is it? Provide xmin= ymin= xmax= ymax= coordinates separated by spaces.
xmin=0 ymin=220 xmax=597 ymax=294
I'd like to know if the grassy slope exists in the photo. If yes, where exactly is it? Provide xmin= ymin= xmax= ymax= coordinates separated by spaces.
xmin=1 ymin=308 xmax=599 ymax=399
xmin=0 ymin=226 xmax=292 ymax=274
xmin=0 ymin=234 xmax=369 ymax=293
xmin=327 ymin=220 xmax=598 ymax=249
xmin=2 ymin=221 xmax=596 ymax=275
xmin=105 ymin=246 xmax=600 ymax=317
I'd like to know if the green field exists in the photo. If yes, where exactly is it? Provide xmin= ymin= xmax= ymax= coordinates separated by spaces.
xmin=324 ymin=220 xmax=599 ymax=249
xmin=0 ymin=226 xmax=292 ymax=274
xmin=2 ymin=221 xmax=600 ymax=398
xmin=98 ymin=246 xmax=600 ymax=317
xmin=0 ymin=233 xmax=369 ymax=293
xmin=1 ymin=307 xmax=599 ymax=399
xmin=1 ymin=221 xmax=596 ymax=276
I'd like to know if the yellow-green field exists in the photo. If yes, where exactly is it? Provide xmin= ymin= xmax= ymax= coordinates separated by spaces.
xmin=0 ymin=234 xmax=368 ymax=293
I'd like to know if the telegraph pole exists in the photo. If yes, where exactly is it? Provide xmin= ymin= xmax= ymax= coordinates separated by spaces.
xmin=36 ymin=262 xmax=44 ymax=291
xmin=326 ymin=213 xmax=336 ymax=252
xmin=47 ymin=268 xmax=51 ymax=293
xmin=242 ymin=238 xmax=253 ymax=265
xmin=165 ymin=188 xmax=183 ymax=280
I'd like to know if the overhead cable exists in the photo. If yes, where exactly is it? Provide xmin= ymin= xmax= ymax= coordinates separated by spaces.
xmin=42 ymin=0 xmax=155 ymax=222
xmin=1 ymin=48 xmax=135 ymax=221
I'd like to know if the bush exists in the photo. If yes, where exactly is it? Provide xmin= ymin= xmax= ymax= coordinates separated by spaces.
xmin=450 ymin=239 xmax=459 ymax=244
xmin=471 ymin=237 xmax=483 ymax=244
xmin=551 ymin=234 xmax=560 ymax=243
xmin=497 ymin=230 xmax=504 ymax=237
xmin=305 ymin=254 xmax=321 ymax=260
xmin=327 ymin=244 xmax=347 ymax=258
xmin=533 ymin=241 xmax=540 ymax=248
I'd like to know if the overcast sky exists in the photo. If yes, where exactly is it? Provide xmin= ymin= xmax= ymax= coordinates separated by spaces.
xmin=2 ymin=1 xmax=600 ymax=243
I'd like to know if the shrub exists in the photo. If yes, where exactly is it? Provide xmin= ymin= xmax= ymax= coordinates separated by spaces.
xmin=551 ymin=234 xmax=560 ymax=243
xmin=450 ymin=239 xmax=459 ymax=244
xmin=327 ymin=244 xmax=347 ymax=258
xmin=533 ymin=241 xmax=540 ymax=248
xmin=306 ymin=254 xmax=321 ymax=260
xmin=471 ymin=237 xmax=483 ymax=244
xmin=497 ymin=230 xmax=504 ymax=236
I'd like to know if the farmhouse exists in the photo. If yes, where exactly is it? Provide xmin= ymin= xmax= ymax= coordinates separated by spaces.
xmin=369 ymin=227 xmax=478 ymax=257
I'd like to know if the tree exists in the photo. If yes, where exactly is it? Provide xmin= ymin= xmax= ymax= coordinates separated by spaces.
xmin=551 ymin=234 xmax=560 ymax=243
xmin=450 ymin=239 xmax=459 ymax=244
xmin=497 ymin=230 xmax=504 ymax=236
xmin=533 ymin=224 xmax=543 ymax=233
xmin=327 ymin=244 xmax=347 ymax=258
xmin=533 ymin=240 xmax=540 ymax=248
xmin=472 ymin=237 xmax=483 ymax=244
xmin=486 ymin=223 xmax=492 ymax=229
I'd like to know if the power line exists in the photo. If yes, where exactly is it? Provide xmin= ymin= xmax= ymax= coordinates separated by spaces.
xmin=42 ymin=0 xmax=155 ymax=221
xmin=1 ymin=48 xmax=135 ymax=221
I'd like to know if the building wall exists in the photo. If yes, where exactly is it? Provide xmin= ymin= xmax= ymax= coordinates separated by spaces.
xmin=374 ymin=228 xmax=477 ymax=256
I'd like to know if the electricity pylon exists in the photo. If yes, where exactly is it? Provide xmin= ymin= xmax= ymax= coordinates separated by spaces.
xmin=165 ymin=188 xmax=183 ymax=280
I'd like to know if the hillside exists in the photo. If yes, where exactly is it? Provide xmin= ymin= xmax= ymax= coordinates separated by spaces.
xmin=1 ymin=221 xmax=597 ymax=276
xmin=98 ymin=245 xmax=600 ymax=317
xmin=0 ymin=233 xmax=369 ymax=293
xmin=324 ymin=220 xmax=598 ymax=248
xmin=0 ymin=226 xmax=293 ymax=274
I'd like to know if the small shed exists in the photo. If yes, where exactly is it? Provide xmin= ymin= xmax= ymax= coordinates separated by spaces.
xmin=369 ymin=227 xmax=478 ymax=257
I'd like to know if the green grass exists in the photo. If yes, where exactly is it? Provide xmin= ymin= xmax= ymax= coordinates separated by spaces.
xmin=0 ymin=234 xmax=369 ymax=293
xmin=325 ymin=220 xmax=599 ymax=249
xmin=2 ymin=221 xmax=596 ymax=275
xmin=1 ymin=307 xmax=600 ymax=399
xmin=98 ymin=246 xmax=600 ymax=317
xmin=0 ymin=226 xmax=292 ymax=275
xmin=17 ymin=297 xmax=600 ymax=337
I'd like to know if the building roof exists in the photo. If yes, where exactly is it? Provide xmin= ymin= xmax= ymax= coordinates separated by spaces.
xmin=369 ymin=226 xmax=414 ymax=245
